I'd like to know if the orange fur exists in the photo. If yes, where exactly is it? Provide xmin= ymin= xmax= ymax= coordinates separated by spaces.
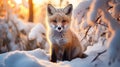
xmin=46 ymin=4 xmax=84 ymax=62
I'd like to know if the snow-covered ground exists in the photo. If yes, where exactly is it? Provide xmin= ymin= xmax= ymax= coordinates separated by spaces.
xmin=0 ymin=41 xmax=110 ymax=67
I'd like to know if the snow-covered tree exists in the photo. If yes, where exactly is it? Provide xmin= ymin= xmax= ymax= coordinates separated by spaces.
xmin=74 ymin=0 xmax=120 ymax=66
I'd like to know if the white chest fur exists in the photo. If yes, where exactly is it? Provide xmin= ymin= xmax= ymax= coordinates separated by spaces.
xmin=50 ymin=35 xmax=67 ymax=46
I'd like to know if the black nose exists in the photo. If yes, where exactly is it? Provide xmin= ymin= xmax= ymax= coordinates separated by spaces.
xmin=58 ymin=27 xmax=61 ymax=30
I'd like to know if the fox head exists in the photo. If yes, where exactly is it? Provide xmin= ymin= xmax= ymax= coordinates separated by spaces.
xmin=47 ymin=4 xmax=73 ymax=32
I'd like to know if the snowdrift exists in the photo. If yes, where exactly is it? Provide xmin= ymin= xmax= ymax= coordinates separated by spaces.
xmin=0 ymin=43 xmax=111 ymax=67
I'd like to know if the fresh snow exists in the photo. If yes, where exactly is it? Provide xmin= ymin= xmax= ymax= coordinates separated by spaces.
xmin=0 ymin=42 xmax=110 ymax=67
xmin=28 ymin=23 xmax=46 ymax=41
xmin=0 ymin=49 xmax=90 ymax=67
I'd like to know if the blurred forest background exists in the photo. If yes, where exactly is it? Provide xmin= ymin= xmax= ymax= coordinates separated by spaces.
xmin=0 ymin=0 xmax=81 ymax=53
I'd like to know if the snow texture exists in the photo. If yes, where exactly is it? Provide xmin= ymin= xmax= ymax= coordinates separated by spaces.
xmin=28 ymin=23 xmax=46 ymax=41
xmin=87 ymin=0 xmax=120 ymax=66
xmin=0 ymin=45 xmax=109 ymax=67
xmin=9 ymin=14 xmax=35 ymax=34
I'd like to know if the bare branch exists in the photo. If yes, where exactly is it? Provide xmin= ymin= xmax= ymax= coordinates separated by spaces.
xmin=81 ymin=26 xmax=91 ymax=41
xmin=96 ymin=23 xmax=108 ymax=27
xmin=80 ymin=15 xmax=101 ymax=42
xmin=91 ymin=50 xmax=107 ymax=63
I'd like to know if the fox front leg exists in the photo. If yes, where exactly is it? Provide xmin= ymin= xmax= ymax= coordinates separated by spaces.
xmin=51 ymin=49 xmax=57 ymax=62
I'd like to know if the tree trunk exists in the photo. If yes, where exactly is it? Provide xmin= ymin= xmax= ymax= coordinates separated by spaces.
xmin=60 ymin=0 xmax=63 ymax=7
xmin=28 ymin=0 xmax=33 ymax=22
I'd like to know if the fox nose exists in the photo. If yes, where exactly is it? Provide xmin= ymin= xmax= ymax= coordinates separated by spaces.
xmin=56 ymin=26 xmax=63 ymax=32
xmin=58 ymin=27 xmax=61 ymax=30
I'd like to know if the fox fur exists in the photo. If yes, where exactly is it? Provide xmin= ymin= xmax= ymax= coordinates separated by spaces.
xmin=46 ymin=4 xmax=85 ymax=62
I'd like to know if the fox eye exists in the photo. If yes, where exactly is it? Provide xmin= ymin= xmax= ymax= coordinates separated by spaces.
xmin=53 ymin=20 xmax=57 ymax=23
xmin=62 ymin=20 xmax=66 ymax=23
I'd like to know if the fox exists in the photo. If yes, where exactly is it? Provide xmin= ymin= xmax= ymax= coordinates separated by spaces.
xmin=46 ymin=4 xmax=86 ymax=62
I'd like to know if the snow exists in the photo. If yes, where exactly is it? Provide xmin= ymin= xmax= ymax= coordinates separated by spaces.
xmin=28 ymin=23 xmax=46 ymax=41
xmin=9 ymin=14 xmax=36 ymax=35
xmin=86 ymin=0 xmax=120 ymax=66
xmin=4 ymin=52 xmax=43 ymax=67
xmin=0 ymin=49 xmax=96 ymax=67
xmin=0 ymin=36 xmax=114 ymax=67
xmin=73 ymin=0 xmax=92 ymax=25
xmin=0 ymin=42 xmax=110 ymax=67
xmin=112 ymin=3 xmax=120 ymax=19
xmin=28 ymin=23 xmax=49 ymax=51
xmin=0 ymin=49 xmax=48 ymax=67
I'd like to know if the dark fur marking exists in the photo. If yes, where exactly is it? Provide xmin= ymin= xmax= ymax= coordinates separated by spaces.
xmin=51 ymin=49 xmax=57 ymax=62
xmin=65 ymin=4 xmax=72 ymax=15
xmin=66 ymin=7 xmax=72 ymax=15
xmin=62 ymin=49 xmax=69 ymax=61
xmin=81 ymin=53 xmax=88 ymax=58
xmin=47 ymin=6 xmax=53 ymax=15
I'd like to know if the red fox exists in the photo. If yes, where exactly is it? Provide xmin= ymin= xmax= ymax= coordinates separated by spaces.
xmin=46 ymin=4 xmax=85 ymax=62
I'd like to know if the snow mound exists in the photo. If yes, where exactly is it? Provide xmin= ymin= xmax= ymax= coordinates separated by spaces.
xmin=27 ymin=49 xmax=49 ymax=60
xmin=4 ymin=51 xmax=43 ymax=67
xmin=64 ymin=58 xmax=94 ymax=67
xmin=0 ymin=48 xmax=96 ymax=67
xmin=0 ymin=49 xmax=49 ymax=67
xmin=28 ymin=23 xmax=46 ymax=41
xmin=0 ymin=46 xmax=108 ymax=67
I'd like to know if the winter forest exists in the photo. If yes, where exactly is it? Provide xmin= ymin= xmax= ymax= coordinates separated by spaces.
xmin=0 ymin=0 xmax=120 ymax=67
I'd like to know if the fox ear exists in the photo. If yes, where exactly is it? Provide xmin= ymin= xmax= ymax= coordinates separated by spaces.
xmin=47 ymin=4 xmax=56 ymax=16
xmin=63 ymin=4 xmax=73 ymax=15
